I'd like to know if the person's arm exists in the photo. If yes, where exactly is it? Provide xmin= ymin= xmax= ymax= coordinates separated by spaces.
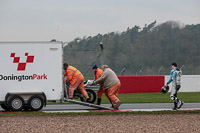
xmin=95 ymin=71 xmax=107 ymax=84
xmin=166 ymin=71 xmax=173 ymax=85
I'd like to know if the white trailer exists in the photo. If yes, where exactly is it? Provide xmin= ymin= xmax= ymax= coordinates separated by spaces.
xmin=0 ymin=41 xmax=113 ymax=111
xmin=0 ymin=42 xmax=63 ymax=111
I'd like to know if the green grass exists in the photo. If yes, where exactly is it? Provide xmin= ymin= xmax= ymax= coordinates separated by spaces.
xmin=47 ymin=92 xmax=200 ymax=104
xmin=101 ymin=92 xmax=200 ymax=103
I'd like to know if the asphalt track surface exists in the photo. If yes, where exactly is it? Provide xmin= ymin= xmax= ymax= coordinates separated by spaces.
xmin=1 ymin=103 xmax=200 ymax=112
xmin=42 ymin=103 xmax=200 ymax=111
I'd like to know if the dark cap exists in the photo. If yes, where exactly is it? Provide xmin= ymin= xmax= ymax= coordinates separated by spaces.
xmin=92 ymin=65 xmax=98 ymax=69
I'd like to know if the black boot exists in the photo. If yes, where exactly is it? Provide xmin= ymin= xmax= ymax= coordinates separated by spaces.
xmin=172 ymin=101 xmax=178 ymax=110
xmin=109 ymin=99 xmax=113 ymax=108
xmin=177 ymin=100 xmax=184 ymax=109
xmin=86 ymin=98 xmax=90 ymax=103
xmin=97 ymin=98 xmax=101 ymax=105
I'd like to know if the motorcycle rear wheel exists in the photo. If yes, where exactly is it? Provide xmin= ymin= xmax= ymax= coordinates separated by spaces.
xmin=80 ymin=89 xmax=96 ymax=103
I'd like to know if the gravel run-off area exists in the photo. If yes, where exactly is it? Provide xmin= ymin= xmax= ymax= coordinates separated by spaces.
xmin=0 ymin=114 xmax=200 ymax=133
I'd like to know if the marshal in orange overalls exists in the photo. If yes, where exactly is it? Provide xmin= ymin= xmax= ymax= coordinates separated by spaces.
xmin=64 ymin=65 xmax=89 ymax=99
xmin=93 ymin=66 xmax=110 ymax=105
xmin=94 ymin=68 xmax=108 ymax=98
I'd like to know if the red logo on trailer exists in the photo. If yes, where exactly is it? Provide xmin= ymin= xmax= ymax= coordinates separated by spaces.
xmin=10 ymin=53 xmax=34 ymax=71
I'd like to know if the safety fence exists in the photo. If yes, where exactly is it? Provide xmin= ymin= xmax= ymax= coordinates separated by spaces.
xmin=118 ymin=76 xmax=164 ymax=93
xmin=88 ymin=75 xmax=200 ymax=93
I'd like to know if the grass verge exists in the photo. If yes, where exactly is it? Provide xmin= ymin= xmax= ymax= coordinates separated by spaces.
xmin=47 ymin=92 xmax=200 ymax=104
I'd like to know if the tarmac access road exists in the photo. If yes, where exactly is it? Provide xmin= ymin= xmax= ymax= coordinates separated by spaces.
xmin=42 ymin=103 xmax=200 ymax=112
xmin=1 ymin=103 xmax=200 ymax=112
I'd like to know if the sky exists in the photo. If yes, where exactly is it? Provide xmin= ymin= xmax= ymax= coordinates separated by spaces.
xmin=0 ymin=0 xmax=199 ymax=42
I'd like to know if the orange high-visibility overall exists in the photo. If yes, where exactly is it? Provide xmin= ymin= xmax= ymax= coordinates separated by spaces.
xmin=64 ymin=65 xmax=89 ymax=99
xmin=105 ymin=81 xmax=121 ymax=109
xmin=94 ymin=68 xmax=108 ymax=98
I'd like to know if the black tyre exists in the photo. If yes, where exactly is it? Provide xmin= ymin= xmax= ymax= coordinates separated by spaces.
xmin=28 ymin=95 xmax=44 ymax=111
xmin=80 ymin=89 xmax=96 ymax=103
xmin=1 ymin=103 xmax=10 ymax=111
xmin=9 ymin=95 xmax=25 ymax=111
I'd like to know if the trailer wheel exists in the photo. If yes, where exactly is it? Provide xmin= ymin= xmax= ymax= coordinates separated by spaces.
xmin=9 ymin=95 xmax=25 ymax=111
xmin=1 ymin=103 xmax=10 ymax=111
xmin=80 ymin=89 xmax=96 ymax=103
xmin=28 ymin=95 xmax=44 ymax=111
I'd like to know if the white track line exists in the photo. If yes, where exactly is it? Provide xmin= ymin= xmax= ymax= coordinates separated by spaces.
xmin=43 ymin=110 xmax=89 ymax=113
xmin=43 ymin=108 xmax=200 ymax=113
xmin=127 ymin=109 xmax=172 ymax=111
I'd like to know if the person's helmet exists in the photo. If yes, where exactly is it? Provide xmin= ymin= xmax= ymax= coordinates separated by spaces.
xmin=161 ymin=86 xmax=169 ymax=94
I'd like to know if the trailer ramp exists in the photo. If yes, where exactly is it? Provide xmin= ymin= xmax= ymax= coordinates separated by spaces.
xmin=64 ymin=98 xmax=113 ymax=110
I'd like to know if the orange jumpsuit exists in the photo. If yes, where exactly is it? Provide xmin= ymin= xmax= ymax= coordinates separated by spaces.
xmin=105 ymin=81 xmax=121 ymax=108
xmin=64 ymin=65 xmax=89 ymax=99
xmin=94 ymin=68 xmax=109 ymax=98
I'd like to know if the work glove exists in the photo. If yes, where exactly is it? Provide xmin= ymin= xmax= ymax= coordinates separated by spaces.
xmin=92 ymin=80 xmax=97 ymax=85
